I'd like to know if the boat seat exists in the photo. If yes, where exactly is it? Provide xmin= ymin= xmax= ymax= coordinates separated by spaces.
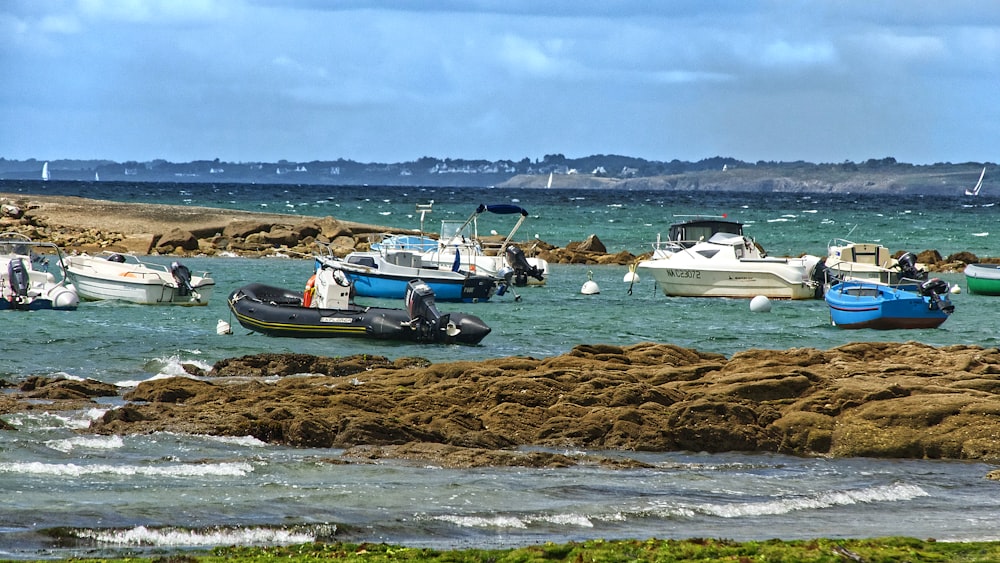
xmin=388 ymin=251 xmax=422 ymax=268
xmin=846 ymin=244 xmax=890 ymax=266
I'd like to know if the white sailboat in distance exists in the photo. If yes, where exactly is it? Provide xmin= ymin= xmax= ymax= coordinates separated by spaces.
xmin=965 ymin=166 xmax=986 ymax=196
xmin=41 ymin=161 xmax=50 ymax=181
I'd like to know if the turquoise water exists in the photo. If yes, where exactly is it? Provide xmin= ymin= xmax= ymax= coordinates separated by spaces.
xmin=1 ymin=180 xmax=999 ymax=559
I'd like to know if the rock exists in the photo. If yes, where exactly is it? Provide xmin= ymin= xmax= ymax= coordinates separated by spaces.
xmin=53 ymin=342 xmax=1000 ymax=465
xmin=153 ymin=228 xmax=199 ymax=253
xmin=222 ymin=220 xmax=274 ymax=239
xmin=566 ymin=234 xmax=607 ymax=254
xmin=18 ymin=376 xmax=119 ymax=400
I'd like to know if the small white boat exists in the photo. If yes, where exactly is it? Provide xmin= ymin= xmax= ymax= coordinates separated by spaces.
xmin=965 ymin=166 xmax=986 ymax=196
xmin=0 ymin=232 xmax=79 ymax=310
xmin=419 ymin=203 xmax=548 ymax=286
xmin=64 ymin=252 xmax=214 ymax=305
xmin=638 ymin=232 xmax=823 ymax=299
xmin=820 ymin=239 xmax=927 ymax=287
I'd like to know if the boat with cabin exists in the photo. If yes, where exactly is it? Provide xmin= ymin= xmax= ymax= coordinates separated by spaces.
xmin=637 ymin=228 xmax=823 ymax=300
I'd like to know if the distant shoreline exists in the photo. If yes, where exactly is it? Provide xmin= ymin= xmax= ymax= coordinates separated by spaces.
xmin=1 ymin=157 xmax=991 ymax=195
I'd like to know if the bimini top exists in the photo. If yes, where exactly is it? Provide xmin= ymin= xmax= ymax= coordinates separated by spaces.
xmin=474 ymin=203 xmax=529 ymax=217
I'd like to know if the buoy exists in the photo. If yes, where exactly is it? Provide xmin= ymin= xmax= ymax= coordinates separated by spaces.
xmin=217 ymin=319 xmax=233 ymax=335
xmin=950 ymin=284 xmax=962 ymax=295
xmin=581 ymin=270 xmax=600 ymax=295
xmin=749 ymin=295 xmax=772 ymax=313
xmin=302 ymin=274 xmax=316 ymax=307
xmin=623 ymin=263 xmax=639 ymax=283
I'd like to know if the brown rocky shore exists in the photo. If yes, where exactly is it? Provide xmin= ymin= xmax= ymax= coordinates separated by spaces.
xmin=4 ymin=341 xmax=1000 ymax=477
xmin=0 ymin=193 xmax=629 ymax=265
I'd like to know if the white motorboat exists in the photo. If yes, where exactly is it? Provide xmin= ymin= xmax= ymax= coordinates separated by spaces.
xmin=638 ymin=232 xmax=823 ymax=299
xmin=64 ymin=252 xmax=214 ymax=305
xmin=820 ymin=239 xmax=927 ymax=287
xmin=419 ymin=203 xmax=548 ymax=286
xmin=0 ymin=232 xmax=79 ymax=310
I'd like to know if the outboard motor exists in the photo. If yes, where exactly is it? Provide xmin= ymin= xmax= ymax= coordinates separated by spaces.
xmin=895 ymin=252 xmax=927 ymax=281
xmin=919 ymin=277 xmax=955 ymax=315
xmin=8 ymin=258 xmax=30 ymax=301
xmin=170 ymin=261 xmax=195 ymax=298
xmin=504 ymin=245 xmax=544 ymax=286
xmin=404 ymin=280 xmax=454 ymax=342
xmin=809 ymin=257 xmax=831 ymax=298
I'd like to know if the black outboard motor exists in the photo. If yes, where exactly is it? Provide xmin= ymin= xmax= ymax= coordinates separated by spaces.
xmin=404 ymin=279 xmax=452 ymax=342
xmin=504 ymin=245 xmax=544 ymax=286
xmin=8 ymin=258 xmax=30 ymax=302
xmin=170 ymin=261 xmax=195 ymax=296
xmin=810 ymin=257 xmax=832 ymax=298
xmin=895 ymin=252 xmax=927 ymax=281
xmin=919 ymin=277 xmax=955 ymax=314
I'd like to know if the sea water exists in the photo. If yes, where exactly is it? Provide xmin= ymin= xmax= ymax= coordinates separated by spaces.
xmin=1 ymin=180 xmax=1000 ymax=559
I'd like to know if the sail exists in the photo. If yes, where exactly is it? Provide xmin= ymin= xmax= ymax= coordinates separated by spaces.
xmin=41 ymin=162 xmax=49 ymax=181
xmin=965 ymin=166 xmax=986 ymax=196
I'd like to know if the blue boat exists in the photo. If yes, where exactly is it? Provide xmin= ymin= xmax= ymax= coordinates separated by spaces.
xmin=825 ymin=278 xmax=955 ymax=329
xmin=313 ymin=245 xmax=497 ymax=303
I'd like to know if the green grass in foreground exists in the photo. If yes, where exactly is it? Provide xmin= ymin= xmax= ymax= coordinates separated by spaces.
xmin=43 ymin=537 xmax=1000 ymax=563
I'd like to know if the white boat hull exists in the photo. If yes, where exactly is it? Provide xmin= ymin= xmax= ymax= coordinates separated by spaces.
xmin=641 ymin=259 xmax=819 ymax=299
xmin=65 ymin=254 xmax=214 ymax=305
xmin=637 ymin=231 xmax=821 ymax=300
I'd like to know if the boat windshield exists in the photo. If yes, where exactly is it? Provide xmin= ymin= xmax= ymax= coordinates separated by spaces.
xmin=707 ymin=232 xmax=745 ymax=245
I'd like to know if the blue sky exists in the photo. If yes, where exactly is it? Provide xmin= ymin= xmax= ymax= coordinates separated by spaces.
xmin=2 ymin=1 xmax=998 ymax=165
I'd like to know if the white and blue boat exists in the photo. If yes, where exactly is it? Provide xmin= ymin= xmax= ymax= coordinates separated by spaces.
xmin=825 ymin=278 xmax=954 ymax=330
xmin=314 ymin=243 xmax=498 ymax=303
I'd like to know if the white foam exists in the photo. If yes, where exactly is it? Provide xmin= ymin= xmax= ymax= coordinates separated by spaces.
xmin=434 ymin=511 xmax=596 ymax=529
xmin=45 ymin=434 xmax=124 ymax=453
xmin=3 ymin=411 xmax=94 ymax=430
xmin=200 ymin=434 xmax=268 ymax=447
xmin=0 ymin=461 xmax=254 ymax=477
xmin=75 ymin=525 xmax=314 ymax=547
xmin=681 ymin=483 xmax=928 ymax=518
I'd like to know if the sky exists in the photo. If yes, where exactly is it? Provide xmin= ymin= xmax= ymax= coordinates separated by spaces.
xmin=2 ymin=1 xmax=999 ymax=166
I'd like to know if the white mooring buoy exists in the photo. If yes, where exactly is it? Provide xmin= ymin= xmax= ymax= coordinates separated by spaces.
xmin=623 ymin=263 xmax=639 ymax=284
xmin=749 ymin=295 xmax=772 ymax=313
xmin=217 ymin=319 xmax=233 ymax=335
xmin=581 ymin=270 xmax=600 ymax=295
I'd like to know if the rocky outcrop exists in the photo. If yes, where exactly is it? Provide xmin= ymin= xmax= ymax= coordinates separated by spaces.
xmin=5 ymin=342 xmax=1000 ymax=466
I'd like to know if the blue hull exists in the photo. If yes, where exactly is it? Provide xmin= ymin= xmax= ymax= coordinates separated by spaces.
xmin=348 ymin=271 xmax=494 ymax=302
xmin=825 ymin=281 xmax=952 ymax=329
xmin=313 ymin=258 xmax=495 ymax=303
